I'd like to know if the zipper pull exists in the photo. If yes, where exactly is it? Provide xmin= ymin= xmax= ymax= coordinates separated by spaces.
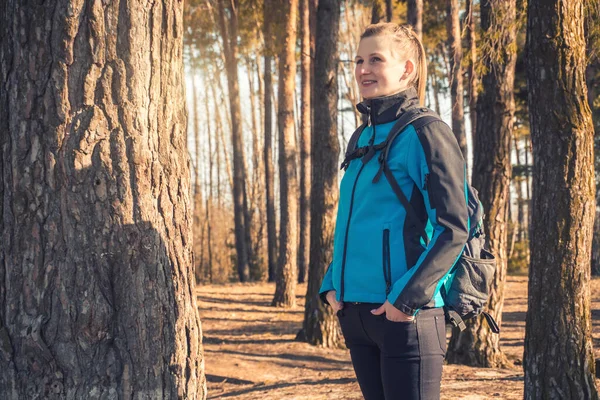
xmin=423 ymin=173 xmax=430 ymax=191
xmin=367 ymin=107 xmax=372 ymax=126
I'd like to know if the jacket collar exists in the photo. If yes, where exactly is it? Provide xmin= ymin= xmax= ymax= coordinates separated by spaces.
xmin=356 ymin=87 xmax=420 ymax=125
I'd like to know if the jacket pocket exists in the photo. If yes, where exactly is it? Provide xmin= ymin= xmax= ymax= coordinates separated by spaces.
xmin=383 ymin=223 xmax=392 ymax=295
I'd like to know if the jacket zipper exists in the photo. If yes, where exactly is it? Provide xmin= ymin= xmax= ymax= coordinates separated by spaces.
xmin=340 ymin=162 xmax=366 ymax=301
xmin=340 ymin=109 xmax=373 ymax=302
xmin=383 ymin=228 xmax=391 ymax=295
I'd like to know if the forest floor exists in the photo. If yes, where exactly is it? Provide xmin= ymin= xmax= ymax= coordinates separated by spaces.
xmin=197 ymin=276 xmax=600 ymax=399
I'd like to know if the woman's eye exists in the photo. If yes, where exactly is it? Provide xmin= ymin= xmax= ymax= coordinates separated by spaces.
xmin=370 ymin=57 xmax=381 ymax=63
xmin=355 ymin=59 xmax=363 ymax=65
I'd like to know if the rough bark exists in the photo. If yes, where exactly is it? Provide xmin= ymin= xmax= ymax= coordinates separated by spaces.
xmin=524 ymin=1 xmax=598 ymax=398
xmin=263 ymin=0 xmax=277 ymax=283
xmin=0 ymin=0 xmax=205 ymax=398
xmin=298 ymin=0 xmax=312 ymax=284
xmin=302 ymin=0 xmax=344 ymax=348
xmin=446 ymin=0 xmax=468 ymax=163
xmin=446 ymin=0 xmax=516 ymax=369
xmin=407 ymin=0 xmax=423 ymax=39
xmin=217 ymin=0 xmax=250 ymax=282
xmin=272 ymin=0 xmax=299 ymax=308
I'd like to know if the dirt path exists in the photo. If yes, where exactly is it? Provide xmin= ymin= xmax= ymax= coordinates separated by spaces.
xmin=198 ymin=276 xmax=600 ymax=399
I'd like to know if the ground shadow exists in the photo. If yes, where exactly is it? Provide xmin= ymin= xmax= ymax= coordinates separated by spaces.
xmin=207 ymin=377 xmax=357 ymax=399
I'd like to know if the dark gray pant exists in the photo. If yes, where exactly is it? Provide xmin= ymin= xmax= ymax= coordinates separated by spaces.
xmin=337 ymin=303 xmax=447 ymax=400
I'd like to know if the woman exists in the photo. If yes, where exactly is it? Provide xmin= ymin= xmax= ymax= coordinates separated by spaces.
xmin=319 ymin=23 xmax=469 ymax=400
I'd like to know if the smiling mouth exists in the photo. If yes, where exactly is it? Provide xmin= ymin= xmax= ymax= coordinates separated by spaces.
xmin=362 ymin=80 xmax=377 ymax=86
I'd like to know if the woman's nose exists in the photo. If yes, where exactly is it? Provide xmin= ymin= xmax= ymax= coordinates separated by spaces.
xmin=357 ymin=65 xmax=370 ymax=75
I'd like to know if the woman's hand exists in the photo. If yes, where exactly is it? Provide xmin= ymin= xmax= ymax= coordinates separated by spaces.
xmin=326 ymin=290 xmax=344 ymax=312
xmin=371 ymin=300 xmax=415 ymax=322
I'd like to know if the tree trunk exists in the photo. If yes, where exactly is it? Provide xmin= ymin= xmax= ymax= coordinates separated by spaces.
xmin=205 ymin=80 xmax=214 ymax=283
xmin=254 ymin=58 xmax=269 ymax=281
xmin=525 ymin=1 xmax=598 ymax=398
xmin=371 ymin=0 xmax=386 ymax=23
xmin=514 ymin=136 xmax=525 ymax=242
xmin=446 ymin=0 xmax=468 ymax=163
xmin=192 ymin=74 xmax=206 ymax=282
xmin=217 ymin=0 xmax=251 ymax=282
xmin=407 ymin=0 xmax=423 ymax=39
xmin=298 ymin=0 xmax=312 ymax=284
xmin=446 ymin=0 xmax=516 ymax=368
xmin=431 ymin=61 xmax=442 ymax=115
xmin=466 ymin=0 xmax=478 ymax=156
xmin=272 ymin=0 xmax=299 ymax=308
xmin=385 ymin=0 xmax=392 ymax=22
xmin=302 ymin=0 xmax=344 ymax=347
xmin=264 ymin=0 xmax=278 ymax=283
xmin=247 ymin=57 xmax=264 ymax=281
xmin=0 ymin=1 xmax=205 ymax=397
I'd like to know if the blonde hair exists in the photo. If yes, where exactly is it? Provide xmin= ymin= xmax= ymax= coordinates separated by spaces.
xmin=360 ymin=23 xmax=427 ymax=106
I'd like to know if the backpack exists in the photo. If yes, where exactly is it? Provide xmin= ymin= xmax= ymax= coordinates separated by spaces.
xmin=341 ymin=107 xmax=500 ymax=334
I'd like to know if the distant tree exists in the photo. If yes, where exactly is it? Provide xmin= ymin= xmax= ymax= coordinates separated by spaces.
xmin=407 ymin=0 xmax=423 ymax=39
xmin=465 ymin=0 xmax=478 ymax=148
xmin=446 ymin=0 xmax=467 ymax=162
xmin=298 ymin=0 xmax=313 ymax=284
xmin=371 ymin=0 xmax=387 ymax=23
xmin=263 ymin=0 xmax=278 ymax=283
xmin=272 ymin=0 xmax=299 ymax=307
xmin=524 ymin=0 xmax=598 ymax=398
xmin=217 ymin=0 xmax=251 ymax=282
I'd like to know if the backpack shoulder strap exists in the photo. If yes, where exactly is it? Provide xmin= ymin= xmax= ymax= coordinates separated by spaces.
xmin=340 ymin=123 xmax=367 ymax=170
xmin=372 ymin=108 xmax=444 ymax=245
xmin=375 ymin=108 xmax=443 ymax=180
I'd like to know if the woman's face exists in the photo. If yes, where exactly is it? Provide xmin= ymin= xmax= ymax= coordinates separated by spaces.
xmin=354 ymin=35 xmax=413 ymax=99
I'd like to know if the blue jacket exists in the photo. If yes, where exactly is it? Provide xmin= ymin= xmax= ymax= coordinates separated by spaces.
xmin=319 ymin=88 xmax=469 ymax=316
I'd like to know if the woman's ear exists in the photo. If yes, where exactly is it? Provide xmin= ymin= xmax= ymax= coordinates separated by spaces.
xmin=400 ymin=59 xmax=415 ymax=81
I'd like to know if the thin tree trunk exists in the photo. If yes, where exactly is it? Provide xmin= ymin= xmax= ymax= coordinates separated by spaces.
xmin=385 ymin=0 xmax=392 ymax=22
xmin=205 ymin=75 xmax=214 ymax=283
xmin=247 ymin=57 xmax=263 ymax=281
xmin=371 ymin=0 xmax=386 ymax=23
xmin=254 ymin=58 xmax=268 ymax=280
xmin=514 ymin=136 xmax=525 ymax=241
xmin=446 ymin=0 xmax=468 ymax=163
xmin=272 ymin=0 xmax=299 ymax=308
xmin=0 ymin=1 xmax=205 ymax=396
xmin=298 ymin=0 xmax=312 ymax=284
xmin=302 ymin=0 xmax=344 ymax=348
xmin=264 ymin=0 xmax=277 ymax=283
xmin=524 ymin=1 xmax=598 ymax=397
xmin=217 ymin=0 xmax=250 ymax=282
xmin=193 ymin=73 xmax=207 ymax=283
xmin=446 ymin=0 xmax=516 ymax=368
xmin=432 ymin=60 xmax=442 ymax=115
xmin=407 ymin=0 xmax=423 ymax=39
xmin=211 ymin=79 xmax=234 ymax=194
xmin=466 ymin=0 xmax=478 ymax=155
xmin=525 ymin=134 xmax=531 ymax=240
